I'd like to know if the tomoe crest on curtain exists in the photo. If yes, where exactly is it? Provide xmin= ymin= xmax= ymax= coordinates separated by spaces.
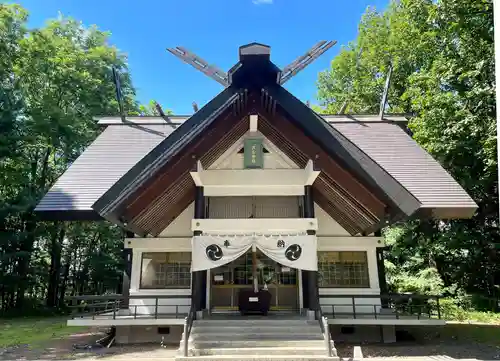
xmin=191 ymin=234 xmax=317 ymax=272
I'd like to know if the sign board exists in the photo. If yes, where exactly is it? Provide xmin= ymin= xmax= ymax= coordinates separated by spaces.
xmin=214 ymin=275 xmax=224 ymax=282
xmin=243 ymin=138 xmax=264 ymax=169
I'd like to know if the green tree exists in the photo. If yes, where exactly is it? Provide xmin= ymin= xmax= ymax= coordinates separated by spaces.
xmin=0 ymin=7 xmax=139 ymax=312
xmin=0 ymin=3 xmax=29 ymax=312
xmin=317 ymin=0 xmax=498 ymax=296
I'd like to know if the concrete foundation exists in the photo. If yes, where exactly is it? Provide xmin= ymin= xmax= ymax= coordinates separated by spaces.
xmin=381 ymin=325 xmax=396 ymax=343
xmin=330 ymin=325 xmax=381 ymax=343
xmin=115 ymin=325 xmax=183 ymax=345
xmin=329 ymin=325 xmax=396 ymax=343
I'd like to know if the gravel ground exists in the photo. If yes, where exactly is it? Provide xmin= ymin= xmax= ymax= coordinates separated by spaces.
xmin=0 ymin=331 xmax=178 ymax=361
xmin=1 ymin=325 xmax=500 ymax=361
xmin=336 ymin=342 xmax=500 ymax=360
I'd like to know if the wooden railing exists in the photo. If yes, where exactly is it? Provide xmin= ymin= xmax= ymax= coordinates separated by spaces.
xmin=318 ymin=293 xmax=443 ymax=320
xmin=66 ymin=294 xmax=191 ymax=320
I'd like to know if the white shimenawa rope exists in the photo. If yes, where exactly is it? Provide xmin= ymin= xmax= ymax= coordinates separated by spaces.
xmin=201 ymin=232 xmax=308 ymax=239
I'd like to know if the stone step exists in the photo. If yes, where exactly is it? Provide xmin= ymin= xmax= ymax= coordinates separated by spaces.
xmin=190 ymin=326 xmax=320 ymax=334
xmin=192 ymin=346 xmax=331 ymax=356
xmin=188 ymin=333 xmax=324 ymax=341
xmin=176 ymin=355 xmax=339 ymax=361
xmin=189 ymin=339 xmax=326 ymax=349
xmin=194 ymin=319 xmax=315 ymax=327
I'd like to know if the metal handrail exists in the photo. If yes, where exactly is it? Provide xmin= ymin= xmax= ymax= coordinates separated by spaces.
xmin=66 ymin=294 xmax=192 ymax=320
xmin=183 ymin=303 xmax=196 ymax=357
xmin=315 ymin=302 xmax=333 ymax=357
xmin=318 ymin=293 xmax=444 ymax=320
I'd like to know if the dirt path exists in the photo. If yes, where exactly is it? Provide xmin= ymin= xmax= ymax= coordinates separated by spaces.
xmin=0 ymin=329 xmax=178 ymax=361
xmin=336 ymin=343 xmax=500 ymax=360
xmin=1 ymin=325 xmax=500 ymax=360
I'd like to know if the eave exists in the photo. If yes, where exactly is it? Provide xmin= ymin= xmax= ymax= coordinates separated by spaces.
xmin=92 ymin=86 xmax=243 ymax=219
xmin=260 ymin=84 xmax=421 ymax=218
xmin=93 ymin=97 xmax=397 ymax=236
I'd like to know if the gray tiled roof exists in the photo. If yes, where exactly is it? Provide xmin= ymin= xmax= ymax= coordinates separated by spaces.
xmin=36 ymin=116 xmax=477 ymax=218
xmin=35 ymin=123 xmax=176 ymax=213
xmin=331 ymin=121 xmax=477 ymax=214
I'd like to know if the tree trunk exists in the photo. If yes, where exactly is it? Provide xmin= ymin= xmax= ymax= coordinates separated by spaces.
xmin=58 ymin=261 xmax=71 ymax=307
xmin=15 ymin=147 xmax=51 ymax=309
xmin=46 ymin=222 xmax=64 ymax=308
xmin=15 ymin=214 xmax=36 ymax=309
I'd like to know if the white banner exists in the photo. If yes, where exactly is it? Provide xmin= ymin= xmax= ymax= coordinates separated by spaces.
xmin=256 ymin=235 xmax=317 ymax=271
xmin=191 ymin=234 xmax=317 ymax=272
xmin=191 ymin=235 xmax=253 ymax=272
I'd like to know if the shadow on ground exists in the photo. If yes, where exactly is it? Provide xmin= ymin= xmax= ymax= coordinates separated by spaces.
xmin=2 ymin=324 xmax=500 ymax=360
xmin=336 ymin=324 xmax=500 ymax=360
xmin=0 ymin=330 xmax=178 ymax=361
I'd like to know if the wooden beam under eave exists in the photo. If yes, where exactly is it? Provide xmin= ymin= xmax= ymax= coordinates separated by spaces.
xmin=249 ymin=114 xmax=258 ymax=132
xmin=314 ymin=174 xmax=378 ymax=231
xmin=149 ymin=189 xmax=195 ymax=236
xmin=305 ymin=159 xmax=320 ymax=185
xmin=189 ymin=160 xmax=204 ymax=186
xmin=124 ymin=112 xmax=250 ymax=231
xmin=314 ymin=191 xmax=363 ymax=236
xmin=130 ymin=172 xmax=194 ymax=232
xmin=199 ymin=115 xmax=249 ymax=168
xmin=257 ymin=110 xmax=386 ymax=218
xmin=124 ymin=108 xmax=240 ymax=218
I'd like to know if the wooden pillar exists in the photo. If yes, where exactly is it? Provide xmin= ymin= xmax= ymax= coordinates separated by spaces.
xmin=121 ymin=231 xmax=134 ymax=309
xmin=302 ymin=185 xmax=319 ymax=311
xmin=192 ymin=186 xmax=207 ymax=311
xmin=375 ymin=230 xmax=389 ymax=308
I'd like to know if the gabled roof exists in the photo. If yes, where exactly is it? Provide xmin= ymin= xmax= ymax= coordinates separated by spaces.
xmin=35 ymin=42 xmax=477 ymax=234
xmin=92 ymin=86 xmax=240 ymax=220
xmin=35 ymin=114 xmax=477 ymax=228
xmin=261 ymin=84 xmax=421 ymax=217
xmin=88 ymin=44 xmax=425 ymax=234
xmin=36 ymin=115 xmax=477 ymax=220
xmin=332 ymin=121 xmax=477 ymax=218
xmin=35 ymin=123 xmax=176 ymax=220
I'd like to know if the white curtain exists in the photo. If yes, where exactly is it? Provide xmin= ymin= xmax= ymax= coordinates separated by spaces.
xmin=191 ymin=234 xmax=317 ymax=272
xmin=191 ymin=235 xmax=253 ymax=272
xmin=256 ymin=235 xmax=317 ymax=271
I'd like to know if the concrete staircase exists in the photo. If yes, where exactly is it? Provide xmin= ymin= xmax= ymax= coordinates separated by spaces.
xmin=176 ymin=318 xmax=337 ymax=360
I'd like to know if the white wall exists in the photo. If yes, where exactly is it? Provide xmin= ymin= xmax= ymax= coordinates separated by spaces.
xmin=158 ymin=203 xmax=194 ymax=237
xmin=315 ymin=203 xmax=350 ymax=236
xmin=125 ymin=130 xmax=385 ymax=315
xmin=128 ymin=245 xmax=192 ymax=316
xmin=315 ymin=200 xmax=382 ymax=315
xmin=318 ymin=235 xmax=383 ymax=315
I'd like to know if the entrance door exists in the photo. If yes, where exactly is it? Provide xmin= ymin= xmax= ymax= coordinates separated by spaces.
xmin=210 ymin=250 xmax=299 ymax=311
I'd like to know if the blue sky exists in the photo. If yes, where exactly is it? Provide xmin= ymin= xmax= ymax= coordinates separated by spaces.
xmin=10 ymin=0 xmax=388 ymax=114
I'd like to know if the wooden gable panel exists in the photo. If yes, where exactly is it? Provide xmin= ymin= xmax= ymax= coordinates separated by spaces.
xmin=257 ymin=111 xmax=385 ymax=232
xmin=257 ymin=110 xmax=385 ymax=217
xmin=123 ymin=108 xmax=245 ymax=219
xmin=125 ymin=112 xmax=250 ymax=236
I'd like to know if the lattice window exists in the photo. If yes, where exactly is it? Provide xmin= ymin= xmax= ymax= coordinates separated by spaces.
xmin=318 ymin=251 xmax=370 ymax=288
xmin=140 ymin=252 xmax=191 ymax=289
xmin=208 ymin=196 xmax=300 ymax=219
xmin=211 ymin=250 xmax=297 ymax=286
